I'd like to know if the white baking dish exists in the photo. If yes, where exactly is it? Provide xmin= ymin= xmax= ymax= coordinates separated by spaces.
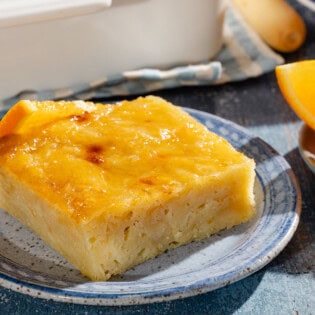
xmin=0 ymin=0 xmax=225 ymax=100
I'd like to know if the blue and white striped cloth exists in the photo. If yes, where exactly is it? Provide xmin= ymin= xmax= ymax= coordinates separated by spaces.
xmin=1 ymin=6 xmax=284 ymax=110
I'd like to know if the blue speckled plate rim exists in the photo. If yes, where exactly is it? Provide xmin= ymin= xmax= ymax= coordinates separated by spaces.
xmin=0 ymin=107 xmax=302 ymax=305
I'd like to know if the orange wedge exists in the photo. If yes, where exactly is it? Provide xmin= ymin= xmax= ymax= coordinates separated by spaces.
xmin=276 ymin=60 xmax=315 ymax=130
xmin=0 ymin=100 xmax=97 ymax=138
xmin=0 ymin=101 xmax=37 ymax=138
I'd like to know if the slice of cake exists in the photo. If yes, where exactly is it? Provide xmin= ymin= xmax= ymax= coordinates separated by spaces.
xmin=0 ymin=96 xmax=256 ymax=281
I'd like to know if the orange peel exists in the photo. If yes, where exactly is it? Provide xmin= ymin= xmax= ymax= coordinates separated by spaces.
xmin=276 ymin=60 xmax=315 ymax=130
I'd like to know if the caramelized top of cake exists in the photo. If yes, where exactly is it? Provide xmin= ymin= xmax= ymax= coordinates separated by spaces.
xmin=0 ymin=96 xmax=250 ymax=223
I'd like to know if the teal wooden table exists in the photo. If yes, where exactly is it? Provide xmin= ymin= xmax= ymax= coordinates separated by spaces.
xmin=1 ymin=1 xmax=314 ymax=314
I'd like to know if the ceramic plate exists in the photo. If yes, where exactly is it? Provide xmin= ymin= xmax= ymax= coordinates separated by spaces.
xmin=0 ymin=108 xmax=301 ymax=305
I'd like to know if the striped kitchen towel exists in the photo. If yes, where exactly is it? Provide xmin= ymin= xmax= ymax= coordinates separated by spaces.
xmin=1 ymin=6 xmax=284 ymax=111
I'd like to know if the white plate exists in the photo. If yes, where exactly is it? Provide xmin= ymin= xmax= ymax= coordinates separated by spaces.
xmin=0 ymin=108 xmax=301 ymax=305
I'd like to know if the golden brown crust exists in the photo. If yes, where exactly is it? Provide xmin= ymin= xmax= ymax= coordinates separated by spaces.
xmin=0 ymin=96 xmax=256 ymax=280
